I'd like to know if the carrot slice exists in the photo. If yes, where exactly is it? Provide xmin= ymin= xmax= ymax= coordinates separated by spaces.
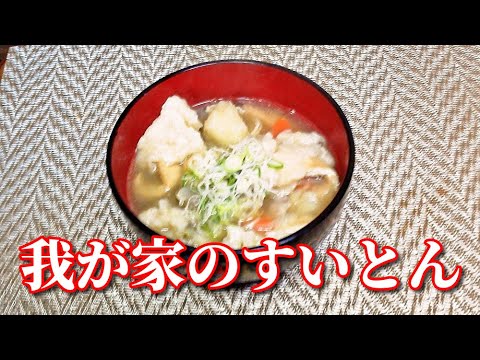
xmin=252 ymin=216 xmax=275 ymax=232
xmin=271 ymin=118 xmax=291 ymax=137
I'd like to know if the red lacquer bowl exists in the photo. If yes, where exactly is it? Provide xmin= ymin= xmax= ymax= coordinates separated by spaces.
xmin=107 ymin=60 xmax=355 ymax=283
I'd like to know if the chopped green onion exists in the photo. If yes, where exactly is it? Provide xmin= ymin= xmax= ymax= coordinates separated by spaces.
xmin=223 ymin=154 xmax=243 ymax=172
xmin=267 ymin=159 xmax=284 ymax=169
xmin=198 ymin=196 xmax=208 ymax=214
xmin=217 ymin=156 xmax=226 ymax=166
xmin=201 ymin=216 xmax=224 ymax=240
xmin=181 ymin=170 xmax=199 ymax=187
xmin=179 ymin=136 xmax=276 ymax=231
xmin=226 ymin=174 xmax=236 ymax=186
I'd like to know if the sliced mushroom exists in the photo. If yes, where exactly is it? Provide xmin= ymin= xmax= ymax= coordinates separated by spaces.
xmin=156 ymin=162 xmax=183 ymax=191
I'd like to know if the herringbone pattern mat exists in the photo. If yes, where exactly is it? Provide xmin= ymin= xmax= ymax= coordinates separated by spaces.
xmin=0 ymin=45 xmax=478 ymax=314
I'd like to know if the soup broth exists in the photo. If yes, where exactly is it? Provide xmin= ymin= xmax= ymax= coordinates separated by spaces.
xmin=128 ymin=96 xmax=339 ymax=249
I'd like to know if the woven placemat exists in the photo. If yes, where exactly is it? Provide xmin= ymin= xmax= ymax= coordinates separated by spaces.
xmin=0 ymin=45 xmax=478 ymax=314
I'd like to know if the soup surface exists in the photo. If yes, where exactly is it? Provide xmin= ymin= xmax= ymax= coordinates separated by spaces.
xmin=128 ymin=96 xmax=339 ymax=249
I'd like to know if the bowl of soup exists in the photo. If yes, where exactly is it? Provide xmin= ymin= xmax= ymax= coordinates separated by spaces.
xmin=107 ymin=60 xmax=355 ymax=283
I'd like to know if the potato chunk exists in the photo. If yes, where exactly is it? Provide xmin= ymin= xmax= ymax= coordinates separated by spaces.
xmin=203 ymin=101 xmax=248 ymax=147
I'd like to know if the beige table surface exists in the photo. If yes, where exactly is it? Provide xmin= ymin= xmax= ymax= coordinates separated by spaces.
xmin=0 ymin=45 xmax=478 ymax=315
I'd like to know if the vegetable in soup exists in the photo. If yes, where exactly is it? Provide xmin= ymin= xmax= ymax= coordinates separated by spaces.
xmin=128 ymin=96 xmax=339 ymax=249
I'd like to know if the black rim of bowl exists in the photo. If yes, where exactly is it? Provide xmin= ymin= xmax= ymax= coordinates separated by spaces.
xmin=106 ymin=59 xmax=355 ymax=255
